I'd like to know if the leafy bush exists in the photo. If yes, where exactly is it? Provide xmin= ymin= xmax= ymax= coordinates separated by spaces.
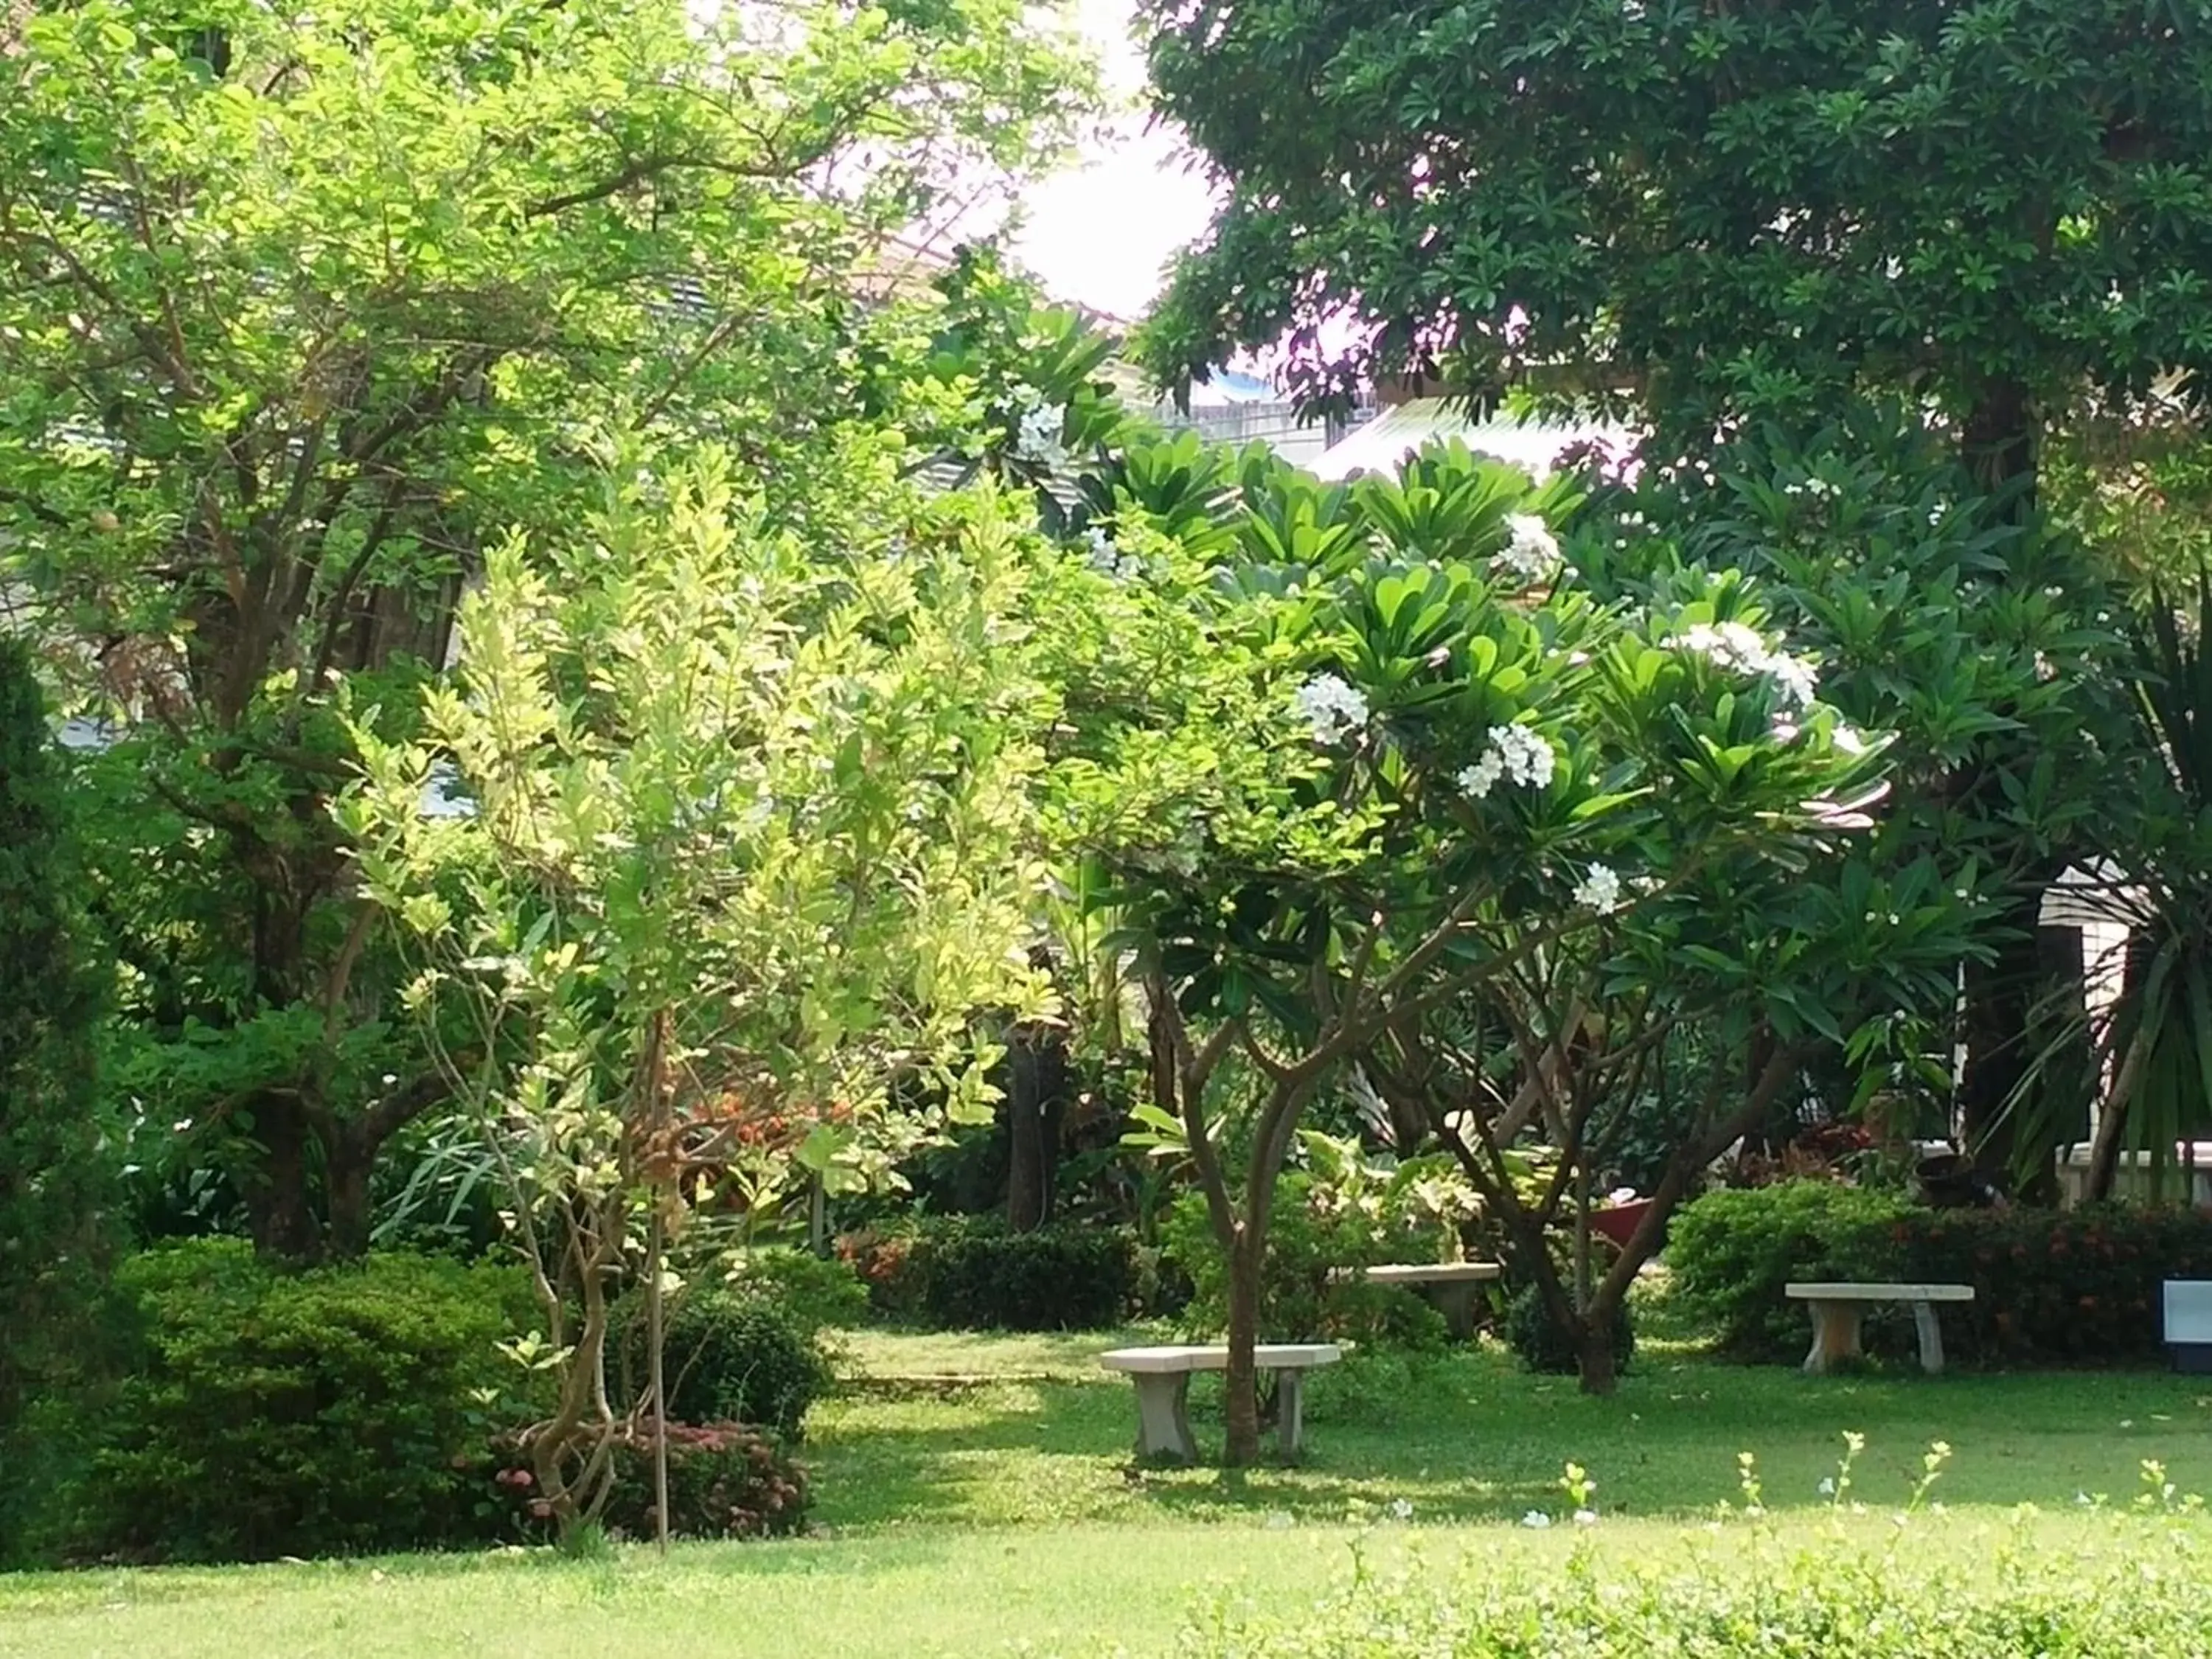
xmin=723 ymin=1247 xmax=870 ymax=1335
xmin=851 ymin=1215 xmax=1138 ymax=1330
xmin=1186 ymin=1511 xmax=2212 ymax=1656
xmin=484 ymin=1420 xmax=807 ymax=1542
xmin=44 ymin=1238 xmax=529 ymax=1565
xmin=619 ymin=1287 xmax=833 ymax=1439
xmin=1669 ymin=1181 xmax=2212 ymax=1365
xmin=1166 ymin=1183 xmax=1452 ymax=1350
xmin=1505 ymin=1283 xmax=1635 ymax=1377
xmin=1666 ymin=1180 xmax=1913 ymax=1358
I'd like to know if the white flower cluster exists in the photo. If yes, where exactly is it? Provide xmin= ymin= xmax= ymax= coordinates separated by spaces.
xmin=1083 ymin=525 xmax=1143 ymax=582
xmin=1493 ymin=512 xmax=1562 ymax=583
xmin=1457 ymin=723 xmax=1556 ymax=799
xmin=1672 ymin=620 xmax=1818 ymax=709
xmin=1009 ymin=389 xmax=1069 ymax=469
xmin=1572 ymin=863 xmax=1623 ymax=915
xmin=1294 ymin=674 xmax=1370 ymax=746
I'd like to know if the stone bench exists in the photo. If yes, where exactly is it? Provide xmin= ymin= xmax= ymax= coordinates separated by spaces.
xmin=1098 ymin=1343 xmax=1341 ymax=1463
xmin=1363 ymin=1262 xmax=1501 ymax=1339
xmin=1785 ymin=1281 xmax=1975 ymax=1375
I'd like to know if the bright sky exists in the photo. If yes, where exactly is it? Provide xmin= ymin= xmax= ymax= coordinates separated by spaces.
xmin=1006 ymin=0 xmax=1217 ymax=321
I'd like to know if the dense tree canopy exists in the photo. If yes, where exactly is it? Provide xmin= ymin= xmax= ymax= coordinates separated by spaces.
xmin=1140 ymin=0 xmax=2212 ymax=488
xmin=0 ymin=0 xmax=1089 ymax=1256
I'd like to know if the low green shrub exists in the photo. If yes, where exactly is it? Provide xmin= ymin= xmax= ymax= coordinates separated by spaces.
xmin=849 ymin=1216 xmax=1138 ymax=1330
xmin=618 ymin=1287 xmax=832 ymax=1439
xmin=1183 ymin=1514 xmax=2212 ymax=1656
xmin=42 ymin=1237 xmax=529 ymax=1565
xmin=723 ymin=1247 xmax=869 ymax=1334
xmin=1165 ymin=1183 xmax=1453 ymax=1351
xmin=1668 ymin=1180 xmax=2212 ymax=1365
xmin=1505 ymin=1283 xmax=1635 ymax=1376
xmin=484 ymin=1420 xmax=807 ymax=1542
xmin=1666 ymin=1180 xmax=1915 ymax=1358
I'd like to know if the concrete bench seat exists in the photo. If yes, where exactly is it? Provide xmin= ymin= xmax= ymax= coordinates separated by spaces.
xmin=1784 ymin=1281 xmax=1975 ymax=1375
xmin=1099 ymin=1343 xmax=1341 ymax=1463
xmin=1363 ymin=1262 xmax=1501 ymax=1339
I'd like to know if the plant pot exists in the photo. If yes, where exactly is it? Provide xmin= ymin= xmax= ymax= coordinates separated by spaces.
xmin=1589 ymin=1199 xmax=1652 ymax=1250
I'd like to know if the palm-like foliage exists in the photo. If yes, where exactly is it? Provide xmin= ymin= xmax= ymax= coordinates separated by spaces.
xmin=2028 ymin=576 xmax=2212 ymax=1199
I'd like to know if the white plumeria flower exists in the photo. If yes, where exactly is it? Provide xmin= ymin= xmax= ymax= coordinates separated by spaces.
xmin=1389 ymin=1498 xmax=1413 ymax=1522
xmin=1458 ymin=724 xmax=1556 ymax=799
xmin=1294 ymin=675 xmax=1370 ymax=746
xmin=1015 ymin=403 xmax=1069 ymax=467
xmin=1494 ymin=513 xmax=1562 ymax=582
xmin=1672 ymin=620 xmax=1819 ymax=709
xmin=1520 ymin=1510 xmax=1553 ymax=1529
xmin=1458 ymin=754 xmax=1503 ymax=799
xmin=1573 ymin=863 xmax=1623 ymax=916
xmin=1818 ymin=1477 xmax=1837 ymax=1496
xmin=1572 ymin=1509 xmax=1599 ymax=1527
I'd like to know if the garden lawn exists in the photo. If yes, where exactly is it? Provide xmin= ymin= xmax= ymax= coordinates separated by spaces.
xmin=8 ymin=1327 xmax=2212 ymax=1659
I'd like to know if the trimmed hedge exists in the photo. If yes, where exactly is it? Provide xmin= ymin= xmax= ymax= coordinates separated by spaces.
xmin=616 ymin=1287 xmax=833 ymax=1440
xmin=842 ymin=1217 xmax=1137 ymax=1330
xmin=1669 ymin=1180 xmax=2212 ymax=1365
xmin=35 ymin=1239 xmax=530 ymax=1565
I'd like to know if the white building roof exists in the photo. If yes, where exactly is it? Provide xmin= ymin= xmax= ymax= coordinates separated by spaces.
xmin=1312 ymin=398 xmax=1637 ymax=481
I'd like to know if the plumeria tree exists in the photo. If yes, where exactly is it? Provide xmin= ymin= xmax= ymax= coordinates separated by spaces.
xmin=1047 ymin=427 xmax=1895 ymax=1448
xmin=1363 ymin=583 xmax=1983 ymax=1391
xmin=341 ymin=445 xmax=1053 ymax=1537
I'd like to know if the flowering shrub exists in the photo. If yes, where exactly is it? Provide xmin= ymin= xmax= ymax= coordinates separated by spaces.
xmin=484 ymin=1419 xmax=807 ymax=1542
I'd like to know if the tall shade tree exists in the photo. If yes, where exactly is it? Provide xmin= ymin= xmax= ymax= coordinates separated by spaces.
xmin=1138 ymin=0 xmax=2209 ymax=1180
xmin=1138 ymin=0 xmax=2212 ymax=493
xmin=344 ymin=445 xmax=1054 ymax=1539
xmin=0 ymin=0 xmax=1088 ymax=1257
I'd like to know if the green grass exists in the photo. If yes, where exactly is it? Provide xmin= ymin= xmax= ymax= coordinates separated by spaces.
xmin=9 ymin=1324 xmax=2212 ymax=1658
xmin=813 ymin=1323 xmax=2212 ymax=1530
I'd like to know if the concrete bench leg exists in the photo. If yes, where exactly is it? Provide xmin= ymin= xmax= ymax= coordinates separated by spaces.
xmin=1129 ymin=1371 xmax=1199 ymax=1463
xmin=1802 ymin=1299 xmax=1864 ymax=1374
xmin=1274 ymin=1368 xmax=1307 ymax=1458
xmin=1422 ymin=1281 xmax=1481 ymax=1341
xmin=1910 ymin=1300 xmax=1946 ymax=1374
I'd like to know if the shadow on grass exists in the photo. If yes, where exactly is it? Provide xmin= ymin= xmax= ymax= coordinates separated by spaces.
xmin=807 ymin=1333 xmax=2212 ymax=1533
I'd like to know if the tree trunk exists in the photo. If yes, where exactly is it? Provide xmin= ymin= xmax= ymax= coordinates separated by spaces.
xmin=1005 ymin=1023 xmax=1066 ymax=1234
xmin=1963 ymin=378 xmax=2038 ymax=508
xmin=246 ymin=1093 xmax=321 ymax=1261
xmin=324 ymin=1129 xmax=375 ymax=1259
xmin=1576 ymin=1307 xmax=1619 ymax=1397
xmin=1222 ymin=1231 xmax=1263 ymax=1466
